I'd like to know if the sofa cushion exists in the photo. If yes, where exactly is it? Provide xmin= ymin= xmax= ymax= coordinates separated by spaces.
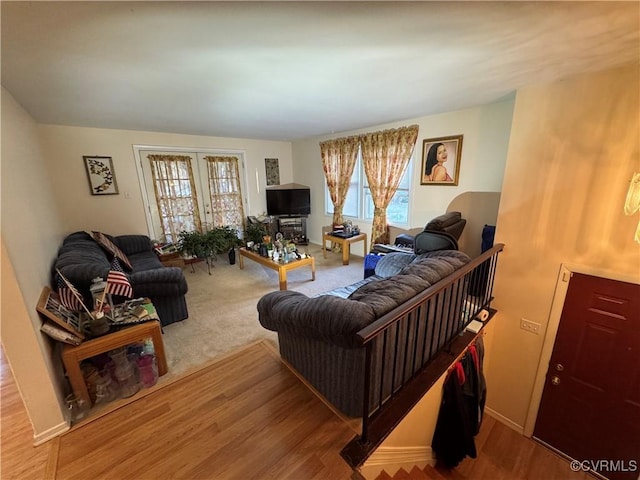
xmin=401 ymin=250 xmax=470 ymax=283
xmin=318 ymin=275 xmax=382 ymax=299
xmin=374 ymin=252 xmax=417 ymax=278
xmin=348 ymin=274 xmax=430 ymax=317
xmin=91 ymin=231 xmax=133 ymax=270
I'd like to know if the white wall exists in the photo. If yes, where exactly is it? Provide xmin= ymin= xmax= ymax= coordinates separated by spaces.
xmin=38 ymin=125 xmax=294 ymax=236
xmin=487 ymin=65 xmax=640 ymax=432
xmin=291 ymin=98 xmax=514 ymax=256
xmin=1 ymin=87 xmax=68 ymax=441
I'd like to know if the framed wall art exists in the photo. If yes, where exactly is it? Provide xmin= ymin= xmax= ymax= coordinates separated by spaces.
xmin=36 ymin=286 xmax=85 ymax=339
xmin=265 ymin=158 xmax=280 ymax=186
xmin=83 ymin=155 xmax=119 ymax=195
xmin=420 ymin=135 xmax=463 ymax=186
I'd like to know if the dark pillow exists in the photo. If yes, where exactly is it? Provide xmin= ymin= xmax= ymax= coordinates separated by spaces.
xmin=90 ymin=231 xmax=133 ymax=270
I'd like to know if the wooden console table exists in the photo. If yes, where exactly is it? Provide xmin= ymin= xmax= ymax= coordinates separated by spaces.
xmin=61 ymin=320 xmax=168 ymax=406
xmin=322 ymin=232 xmax=367 ymax=265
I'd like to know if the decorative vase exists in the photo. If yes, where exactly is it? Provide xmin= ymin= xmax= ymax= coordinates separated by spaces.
xmin=94 ymin=369 xmax=118 ymax=404
xmin=228 ymin=248 xmax=236 ymax=265
xmin=136 ymin=354 xmax=158 ymax=388
xmin=109 ymin=348 xmax=140 ymax=398
xmin=65 ymin=393 xmax=89 ymax=424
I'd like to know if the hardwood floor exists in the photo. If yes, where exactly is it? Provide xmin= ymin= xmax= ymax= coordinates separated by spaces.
xmin=433 ymin=415 xmax=593 ymax=480
xmin=2 ymin=341 xmax=594 ymax=480
xmin=0 ymin=347 xmax=53 ymax=479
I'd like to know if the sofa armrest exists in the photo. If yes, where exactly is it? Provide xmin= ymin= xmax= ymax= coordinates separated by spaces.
xmin=116 ymin=235 xmax=153 ymax=256
xmin=130 ymin=267 xmax=188 ymax=297
xmin=257 ymin=291 xmax=376 ymax=348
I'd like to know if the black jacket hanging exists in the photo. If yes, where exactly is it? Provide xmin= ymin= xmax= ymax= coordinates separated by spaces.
xmin=432 ymin=361 xmax=477 ymax=468
xmin=432 ymin=337 xmax=486 ymax=469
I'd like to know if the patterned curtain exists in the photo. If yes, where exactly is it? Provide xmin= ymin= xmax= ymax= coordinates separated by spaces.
xmin=360 ymin=125 xmax=419 ymax=247
xmin=320 ymin=136 xmax=360 ymax=226
xmin=148 ymin=154 xmax=202 ymax=242
xmin=203 ymin=156 xmax=245 ymax=236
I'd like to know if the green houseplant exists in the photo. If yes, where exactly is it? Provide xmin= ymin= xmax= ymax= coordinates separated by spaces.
xmin=208 ymin=226 xmax=241 ymax=264
xmin=178 ymin=226 xmax=240 ymax=263
xmin=244 ymin=222 xmax=268 ymax=245
xmin=177 ymin=230 xmax=208 ymax=258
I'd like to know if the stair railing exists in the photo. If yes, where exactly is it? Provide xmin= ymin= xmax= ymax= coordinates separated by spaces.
xmin=355 ymin=244 xmax=504 ymax=444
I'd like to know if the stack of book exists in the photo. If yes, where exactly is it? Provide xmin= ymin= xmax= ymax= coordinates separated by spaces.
xmin=110 ymin=298 xmax=159 ymax=327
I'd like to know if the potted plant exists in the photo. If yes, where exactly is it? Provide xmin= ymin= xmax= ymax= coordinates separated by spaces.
xmin=210 ymin=226 xmax=241 ymax=264
xmin=177 ymin=230 xmax=210 ymax=259
xmin=245 ymin=222 xmax=268 ymax=246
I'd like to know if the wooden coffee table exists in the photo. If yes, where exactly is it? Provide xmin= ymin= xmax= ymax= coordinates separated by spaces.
xmin=238 ymin=247 xmax=315 ymax=290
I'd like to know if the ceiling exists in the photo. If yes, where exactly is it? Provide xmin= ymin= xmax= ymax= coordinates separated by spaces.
xmin=2 ymin=1 xmax=638 ymax=142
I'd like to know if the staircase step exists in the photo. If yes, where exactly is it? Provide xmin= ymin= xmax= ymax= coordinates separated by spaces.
xmin=374 ymin=470 xmax=393 ymax=480
xmin=423 ymin=464 xmax=448 ymax=479
xmin=409 ymin=465 xmax=431 ymax=479
xmin=393 ymin=468 xmax=411 ymax=479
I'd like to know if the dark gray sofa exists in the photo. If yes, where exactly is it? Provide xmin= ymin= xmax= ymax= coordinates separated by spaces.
xmin=257 ymin=249 xmax=470 ymax=417
xmin=52 ymin=231 xmax=188 ymax=326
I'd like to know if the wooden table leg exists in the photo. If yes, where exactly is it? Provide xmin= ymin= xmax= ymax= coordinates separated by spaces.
xmin=149 ymin=324 xmax=168 ymax=376
xmin=310 ymin=257 xmax=316 ymax=281
xmin=322 ymin=235 xmax=328 ymax=259
xmin=62 ymin=350 xmax=90 ymax=405
xmin=239 ymin=252 xmax=244 ymax=269
xmin=278 ymin=268 xmax=287 ymax=290
xmin=342 ymin=241 xmax=350 ymax=265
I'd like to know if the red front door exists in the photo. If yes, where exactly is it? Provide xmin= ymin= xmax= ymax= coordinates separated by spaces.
xmin=534 ymin=273 xmax=640 ymax=480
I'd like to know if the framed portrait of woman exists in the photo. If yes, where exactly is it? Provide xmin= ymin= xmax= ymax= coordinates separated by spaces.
xmin=420 ymin=135 xmax=463 ymax=186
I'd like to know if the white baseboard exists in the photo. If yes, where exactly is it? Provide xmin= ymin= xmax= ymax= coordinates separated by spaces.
xmin=33 ymin=421 xmax=69 ymax=445
xmin=359 ymin=446 xmax=435 ymax=480
xmin=485 ymin=407 xmax=525 ymax=435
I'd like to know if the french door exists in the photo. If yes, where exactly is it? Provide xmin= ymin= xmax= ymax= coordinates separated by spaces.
xmin=137 ymin=148 xmax=248 ymax=243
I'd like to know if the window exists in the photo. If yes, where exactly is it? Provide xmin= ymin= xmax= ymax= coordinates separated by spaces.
xmin=148 ymin=155 xmax=202 ymax=243
xmin=204 ymin=156 xmax=245 ymax=236
xmin=326 ymin=149 xmax=411 ymax=225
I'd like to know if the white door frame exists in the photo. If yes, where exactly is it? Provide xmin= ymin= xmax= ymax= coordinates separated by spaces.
xmin=524 ymin=263 xmax=640 ymax=437
xmin=132 ymin=144 xmax=249 ymax=240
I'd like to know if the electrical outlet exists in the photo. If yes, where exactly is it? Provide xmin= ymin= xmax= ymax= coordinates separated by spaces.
xmin=520 ymin=318 xmax=541 ymax=334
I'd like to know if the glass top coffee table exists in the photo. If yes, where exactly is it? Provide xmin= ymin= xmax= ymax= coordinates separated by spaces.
xmin=238 ymin=247 xmax=315 ymax=290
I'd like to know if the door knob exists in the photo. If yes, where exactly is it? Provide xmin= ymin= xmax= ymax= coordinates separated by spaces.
xmin=551 ymin=376 xmax=561 ymax=386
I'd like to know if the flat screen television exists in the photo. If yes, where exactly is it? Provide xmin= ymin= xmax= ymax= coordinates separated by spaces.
xmin=266 ymin=185 xmax=311 ymax=216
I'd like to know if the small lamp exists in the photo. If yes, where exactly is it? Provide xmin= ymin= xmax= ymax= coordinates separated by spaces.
xmin=624 ymin=172 xmax=640 ymax=243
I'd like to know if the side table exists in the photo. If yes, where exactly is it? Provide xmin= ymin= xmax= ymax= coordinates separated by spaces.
xmin=61 ymin=320 xmax=168 ymax=406
xmin=322 ymin=232 xmax=368 ymax=265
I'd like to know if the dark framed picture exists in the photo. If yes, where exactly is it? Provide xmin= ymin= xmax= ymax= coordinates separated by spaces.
xmin=265 ymin=158 xmax=280 ymax=186
xmin=420 ymin=135 xmax=463 ymax=186
xmin=83 ymin=155 xmax=119 ymax=195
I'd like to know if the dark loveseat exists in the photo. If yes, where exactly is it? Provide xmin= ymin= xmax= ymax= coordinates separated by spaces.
xmin=257 ymin=249 xmax=471 ymax=417
xmin=52 ymin=231 xmax=188 ymax=326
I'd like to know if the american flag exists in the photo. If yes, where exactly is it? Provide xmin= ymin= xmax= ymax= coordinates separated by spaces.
xmin=56 ymin=274 xmax=84 ymax=311
xmin=106 ymin=257 xmax=133 ymax=298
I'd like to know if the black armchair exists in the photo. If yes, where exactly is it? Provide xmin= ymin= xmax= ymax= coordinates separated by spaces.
xmin=395 ymin=211 xmax=466 ymax=248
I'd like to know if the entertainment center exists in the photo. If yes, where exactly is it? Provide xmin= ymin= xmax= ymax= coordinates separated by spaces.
xmin=266 ymin=183 xmax=310 ymax=245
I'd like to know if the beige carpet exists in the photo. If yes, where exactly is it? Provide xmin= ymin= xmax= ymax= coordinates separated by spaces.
xmin=161 ymin=243 xmax=366 ymax=380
